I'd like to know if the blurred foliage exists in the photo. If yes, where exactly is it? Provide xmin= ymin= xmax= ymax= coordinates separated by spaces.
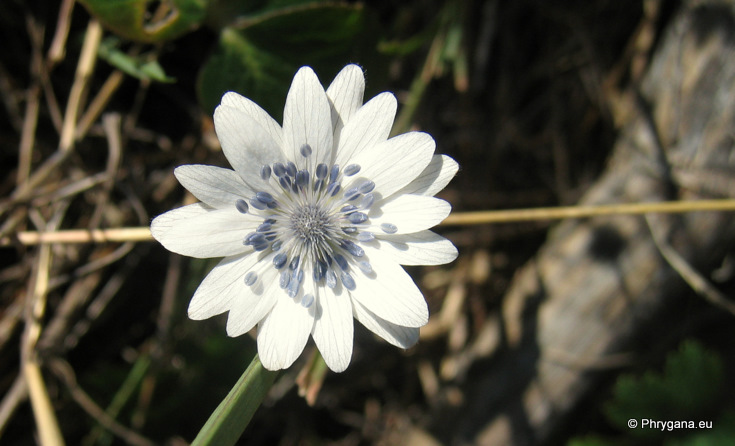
xmin=98 ymin=37 xmax=175 ymax=82
xmin=78 ymin=0 xmax=207 ymax=42
xmin=83 ymin=0 xmax=376 ymax=118
xmin=197 ymin=2 xmax=371 ymax=117
xmin=570 ymin=340 xmax=735 ymax=446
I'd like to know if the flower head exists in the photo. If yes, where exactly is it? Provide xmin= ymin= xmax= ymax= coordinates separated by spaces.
xmin=151 ymin=65 xmax=458 ymax=372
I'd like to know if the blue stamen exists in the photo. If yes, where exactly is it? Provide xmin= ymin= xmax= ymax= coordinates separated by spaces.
xmin=334 ymin=254 xmax=349 ymax=271
xmin=260 ymin=165 xmax=271 ymax=181
xmin=279 ymin=271 xmax=290 ymax=289
xmin=326 ymin=270 xmax=337 ymax=288
xmin=327 ymin=182 xmax=341 ymax=196
xmin=286 ymin=161 xmax=297 ymax=177
xmin=279 ymin=176 xmax=291 ymax=190
xmin=300 ymin=144 xmax=312 ymax=157
xmin=296 ymin=170 xmax=310 ymax=188
xmin=358 ymin=261 xmax=372 ymax=274
xmin=342 ymin=227 xmax=357 ymax=234
xmin=257 ymin=222 xmax=272 ymax=232
xmin=313 ymin=179 xmax=324 ymax=192
xmin=287 ymin=273 xmax=300 ymax=297
xmin=358 ymin=180 xmax=375 ymax=194
xmin=348 ymin=212 xmax=368 ymax=224
xmin=316 ymin=163 xmax=328 ymax=179
xmin=341 ymin=272 xmax=356 ymax=290
xmin=301 ymin=293 xmax=314 ymax=308
xmin=361 ymin=193 xmax=374 ymax=209
xmin=341 ymin=204 xmax=357 ymax=214
xmin=344 ymin=187 xmax=360 ymax=200
xmin=273 ymin=252 xmax=287 ymax=269
xmin=250 ymin=198 xmax=267 ymax=210
xmin=344 ymin=164 xmax=361 ymax=176
xmin=271 ymin=240 xmax=282 ymax=251
xmin=289 ymin=255 xmax=300 ymax=271
xmin=357 ymin=231 xmax=374 ymax=242
xmin=380 ymin=222 xmax=398 ymax=234
xmin=341 ymin=240 xmax=364 ymax=257
xmin=255 ymin=191 xmax=275 ymax=204
xmin=313 ymin=261 xmax=326 ymax=281
xmin=273 ymin=162 xmax=286 ymax=177
xmin=244 ymin=271 xmax=258 ymax=286
xmin=235 ymin=199 xmax=249 ymax=214
xmin=244 ymin=232 xmax=265 ymax=245
xmin=329 ymin=165 xmax=340 ymax=183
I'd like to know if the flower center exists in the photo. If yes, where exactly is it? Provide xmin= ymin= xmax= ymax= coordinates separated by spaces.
xmin=236 ymin=146 xmax=399 ymax=307
xmin=290 ymin=204 xmax=332 ymax=245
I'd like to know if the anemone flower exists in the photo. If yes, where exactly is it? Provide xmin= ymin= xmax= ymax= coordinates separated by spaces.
xmin=151 ymin=65 xmax=458 ymax=372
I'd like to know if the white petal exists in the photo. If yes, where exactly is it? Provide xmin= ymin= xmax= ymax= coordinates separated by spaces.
xmin=348 ymin=131 xmax=434 ymax=198
xmin=151 ymin=203 xmax=259 ymax=258
xmin=174 ymin=165 xmax=254 ymax=209
xmin=257 ymin=294 xmax=315 ymax=371
xmin=372 ymin=230 xmax=458 ymax=265
xmin=395 ymin=154 xmax=458 ymax=197
xmin=353 ymin=299 xmax=419 ymax=349
xmin=369 ymin=194 xmax=451 ymax=235
xmin=334 ymin=92 xmax=396 ymax=167
xmin=214 ymin=105 xmax=284 ymax=189
xmin=220 ymin=91 xmax=283 ymax=147
xmin=188 ymin=253 xmax=260 ymax=320
xmin=225 ymin=266 xmax=280 ymax=337
xmin=282 ymin=67 xmax=333 ymax=169
xmin=348 ymin=247 xmax=429 ymax=328
xmin=326 ymin=64 xmax=365 ymax=140
xmin=311 ymin=285 xmax=354 ymax=372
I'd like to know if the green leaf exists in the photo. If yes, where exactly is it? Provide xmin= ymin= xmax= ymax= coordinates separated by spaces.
xmin=191 ymin=354 xmax=278 ymax=446
xmin=79 ymin=0 xmax=207 ymax=43
xmin=98 ymin=37 xmax=175 ymax=82
xmin=197 ymin=2 xmax=370 ymax=118
xmin=197 ymin=28 xmax=296 ymax=118
xmin=605 ymin=341 xmax=724 ymax=437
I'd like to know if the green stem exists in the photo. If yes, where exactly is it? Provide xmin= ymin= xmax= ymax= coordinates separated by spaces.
xmin=192 ymin=354 xmax=278 ymax=446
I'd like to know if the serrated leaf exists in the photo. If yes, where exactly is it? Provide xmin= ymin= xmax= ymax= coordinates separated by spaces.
xmin=79 ymin=0 xmax=207 ymax=43
xmin=605 ymin=341 xmax=724 ymax=437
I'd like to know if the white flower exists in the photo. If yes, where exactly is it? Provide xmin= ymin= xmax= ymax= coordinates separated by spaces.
xmin=151 ymin=65 xmax=458 ymax=372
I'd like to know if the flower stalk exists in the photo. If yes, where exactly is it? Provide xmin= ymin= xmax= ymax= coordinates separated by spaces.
xmin=192 ymin=354 xmax=278 ymax=446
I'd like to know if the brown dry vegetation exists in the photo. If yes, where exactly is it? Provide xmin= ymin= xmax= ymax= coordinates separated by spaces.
xmin=2 ymin=0 xmax=735 ymax=445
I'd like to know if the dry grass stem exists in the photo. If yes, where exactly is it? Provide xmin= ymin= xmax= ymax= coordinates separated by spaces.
xmin=49 ymin=360 xmax=156 ymax=446
xmin=646 ymin=215 xmax=735 ymax=316
xmin=4 ymin=199 xmax=735 ymax=246
xmin=441 ymin=199 xmax=735 ymax=225
xmin=23 ymin=362 xmax=65 ymax=446
xmin=59 ymin=19 xmax=101 ymax=153
xmin=0 ymin=375 xmax=27 ymax=437
xmin=4 ymin=227 xmax=152 ymax=246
